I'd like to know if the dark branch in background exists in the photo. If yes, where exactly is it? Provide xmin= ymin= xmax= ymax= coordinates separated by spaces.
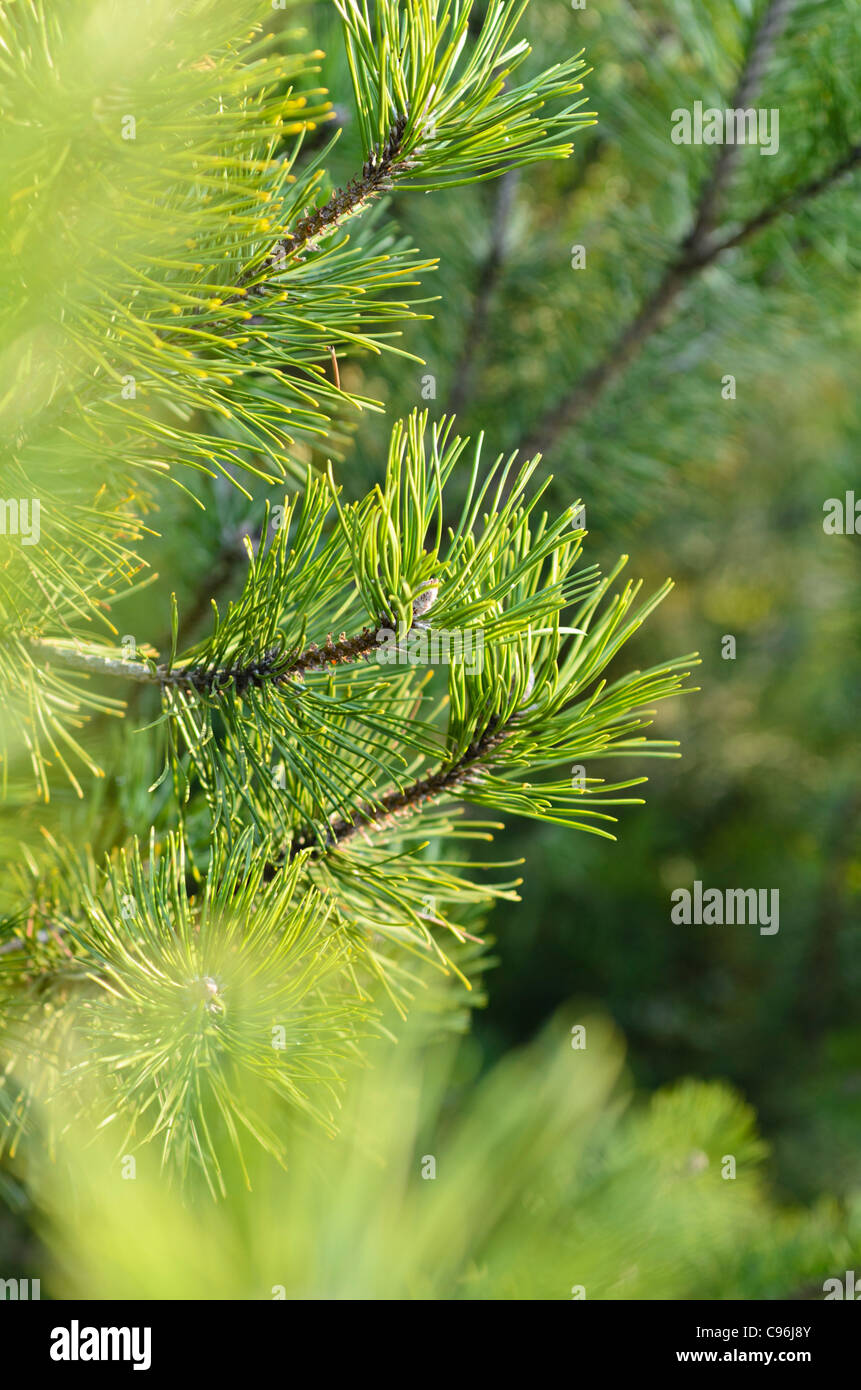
xmin=444 ymin=119 xmax=609 ymax=423
xmin=520 ymin=143 xmax=860 ymax=458
xmin=268 ymin=718 xmax=507 ymax=874
xmin=448 ymin=171 xmax=519 ymax=419
xmin=446 ymin=135 xmax=607 ymax=426
xmin=170 ymin=523 xmax=256 ymax=646
xmin=442 ymin=101 xmax=609 ymax=422
xmin=519 ymin=0 xmax=861 ymax=460
xmin=690 ymin=143 xmax=861 ymax=265
xmin=680 ymin=0 xmax=797 ymax=259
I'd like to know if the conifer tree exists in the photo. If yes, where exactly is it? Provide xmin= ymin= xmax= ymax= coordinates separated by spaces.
xmin=0 ymin=0 xmax=853 ymax=1300
xmin=0 ymin=0 xmax=699 ymax=1195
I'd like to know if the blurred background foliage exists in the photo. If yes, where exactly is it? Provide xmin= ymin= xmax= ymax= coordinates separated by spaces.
xmin=1 ymin=0 xmax=859 ymax=1295
xmin=11 ymin=1011 xmax=861 ymax=1299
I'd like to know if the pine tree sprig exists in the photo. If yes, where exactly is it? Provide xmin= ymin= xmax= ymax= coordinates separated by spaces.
xmin=519 ymin=0 xmax=861 ymax=460
xmin=334 ymin=0 xmax=595 ymax=188
xmin=0 ymin=828 xmax=377 ymax=1192
xmin=0 ymin=0 xmax=715 ymax=1210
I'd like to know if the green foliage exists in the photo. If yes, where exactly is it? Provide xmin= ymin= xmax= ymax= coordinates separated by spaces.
xmin=2 ymin=0 xmax=854 ymax=1302
xmin=334 ymin=0 xmax=861 ymax=1211
xmin=341 ymin=0 xmax=860 ymax=514
xmin=0 ymin=0 xmax=694 ymax=1208
xmin=1 ymin=402 xmax=696 ymax=1187
xmin=19 ymin=1015 xmax=854 ymax=1298
xmin=334 ymin=0 xmax=594 ymax=185
xmin=1 ymin=830 xmax=373 ymax=1195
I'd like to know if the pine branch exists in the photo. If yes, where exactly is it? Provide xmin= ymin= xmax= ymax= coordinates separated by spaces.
xmin=27 ymin=643 xmax=157 ymax=687
xmin=519 ymin=0 xmax=860 ymax=459
xmin=283 ymin=718 xmax=507 ymax=865
xmin=30 ymin=623 xmax=390 ymax=693
xmin=235 ymin=115 xmax=410 ymax=299
xmin=27 ymin=412 xmax=690 ymax=853
xmin=681 ymin=0 xmax=797 ymax=260
xmin=521 ymin=138 xmax=860 ymax=459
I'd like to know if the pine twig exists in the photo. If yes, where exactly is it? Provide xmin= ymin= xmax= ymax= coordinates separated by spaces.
xmin=519 ymin=0 xmax=861 ymax=460
xmin=225 ymin=115 xmax=410 ymax=311
xmin=273 ymin=718 xmax=507 ymax=871
xmin=29 ymin=585 xmax=438 ymax=696
xmin=680 ymin=0 xmax=797 ymax=260
xmin=29 ymin=626 xmax=385 ymax=694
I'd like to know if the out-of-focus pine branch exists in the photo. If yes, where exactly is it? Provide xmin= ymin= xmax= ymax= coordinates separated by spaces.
xmin=521 ymin=0 xmax=860 ymax=459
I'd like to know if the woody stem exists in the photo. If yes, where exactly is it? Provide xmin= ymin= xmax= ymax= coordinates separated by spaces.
xmin=278 ymin=718 xmax=507 ymax=871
